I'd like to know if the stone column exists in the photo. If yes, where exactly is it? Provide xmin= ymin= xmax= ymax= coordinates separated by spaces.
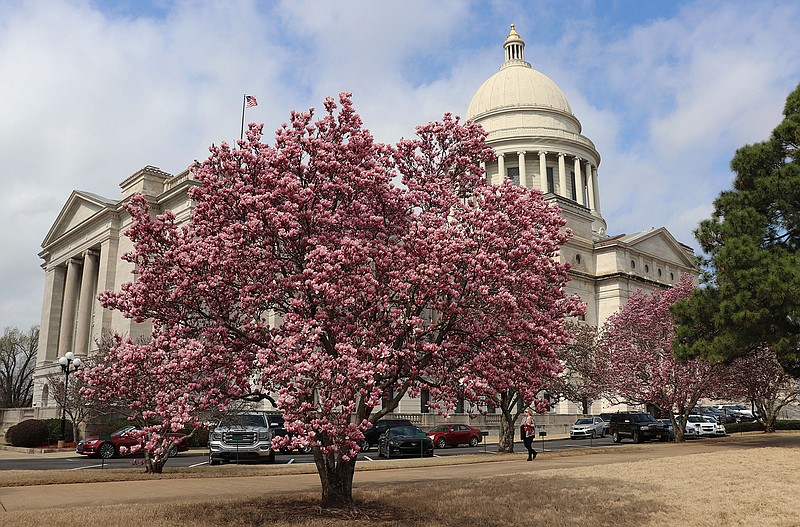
xmin=57 ymin=258 xmax=82 ymax=358
xmin=538 ymin=151 xmax=548 ymax=192
xmin=573 ymin=157 xmax=584 ymax=205
xmin=592 ymin=167 xmax=602 ymax=214
xmin=585 ymin=161 xmax=596 ymax=211
xmin=38 ymin=266 xmax=66 ymax=363
xmin=74 ymin=251 xmax=99 ymax=356
xmin=558 ymin=153 xmax=567 ymax=198
xmin=497 ymin=153 xmax=505 ymax=183
xmin=517 ymin=151 xmax=526 ymax=188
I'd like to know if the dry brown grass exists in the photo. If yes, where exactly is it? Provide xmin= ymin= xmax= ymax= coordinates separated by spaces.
xmin=2 ymin=435 xmax=799 ymax=526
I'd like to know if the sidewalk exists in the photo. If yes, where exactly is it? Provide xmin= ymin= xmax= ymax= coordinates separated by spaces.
xmin=2 ymin=432 xmax=796 ymax=513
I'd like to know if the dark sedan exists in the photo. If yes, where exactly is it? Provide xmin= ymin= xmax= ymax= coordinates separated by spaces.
xmin=378 ymin=425 xmax=434 ymax=459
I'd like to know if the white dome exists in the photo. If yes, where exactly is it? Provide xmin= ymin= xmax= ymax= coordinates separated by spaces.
xmin=467 ymin=66 xmax=572 ymax=119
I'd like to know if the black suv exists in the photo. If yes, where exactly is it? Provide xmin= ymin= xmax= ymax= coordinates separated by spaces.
xmin=360 ymin=418 xmax=414 ymax=452
xmin=265 ymin=413 xmax=312 ymax=454
xmin=609 ymin=412 xmax=670 ymax=443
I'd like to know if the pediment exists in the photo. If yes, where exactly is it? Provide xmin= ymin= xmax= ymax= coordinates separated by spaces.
xmin=598 ymin=227 xmax=696 ymax=268
xmin=42 ymin=191 xmax=117 ymax=247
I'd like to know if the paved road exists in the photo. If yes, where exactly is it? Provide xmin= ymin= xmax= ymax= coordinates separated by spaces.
xmin=3 ymin=432 xmax=795 ymax=513
xmin=0 ymin=435 xmax=625 ymax=470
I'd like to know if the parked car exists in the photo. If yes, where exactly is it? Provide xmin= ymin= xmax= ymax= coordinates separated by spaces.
xmin=685 ymin=414 xmax=716 ymax=437
xmin=264 ymin=413 xmax=312 ymax=454
xmin=426 ymin=424 xmax=482 ymax=448
xmin=599 ymin=413 xmax=613 ymax=435
xmin=658 ymin=419 xmax=676 ymax=441
xmin=693 ymin=406 xmax=736 ymax=424
xmin=702 ymin=415 xmax=726 ymax=436
xmin=208 ymin=412 xmax=275 ymax=465
xmin=609 ymin=412 xmax=671 ymax=443
xmin=713 ymin=403 xmax=755 ymax=422
xmin=378 ymin=425 xmax=434 ymax=458
xmin=360 ymin=418 xmax=414 ymax=452
xmin=570 ymin=417 xmax=606 ymax=439
xmin=77 ymin=425 xmax=189 ymax=459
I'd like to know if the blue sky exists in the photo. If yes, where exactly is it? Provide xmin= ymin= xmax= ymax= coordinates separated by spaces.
xmin=1 ymin=0 xmax=799 ymax=330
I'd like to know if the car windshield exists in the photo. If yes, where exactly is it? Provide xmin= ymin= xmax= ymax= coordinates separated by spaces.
xmin=631 ymin=414 xmax=656 ymax=423
xmin=575 ymin=419 xmax=593 ymax=425
xmin=112 ymin=426 xmax=137 ymax=436
xmin=687 ymin=416 xmax=703 ymax=422
xmin=389 ymin=426 xmax=425 ymax=437
xmin=219 ymin=415 xmax=265 ymax=427
xmin=428 ymin=425 xmax=450 ymax=432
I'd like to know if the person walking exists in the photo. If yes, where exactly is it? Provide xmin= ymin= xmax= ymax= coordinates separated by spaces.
xmin=520 ymin=407 xmax=537 ymax=460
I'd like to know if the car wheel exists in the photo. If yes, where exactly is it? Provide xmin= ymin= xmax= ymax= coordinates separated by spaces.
xmin=168 ymin=445 xmax=179 ymax=458
xmin=298 ymin=445 xmax=312 ymax=454
xmin=359 ymin=440 xmax=370 ymax=453
xmin=436 ymin=438 xmax=447 ymax=449
xmin=266 ymin=450 xmax=275 ymax=464
xmin=612 ymin=431 xmax=621 ymax=443
xmin=469 ymin=436 xmax=479 ymax=447
xmin=210 ymin=458 xmax=220 ymax=466
xmin=98 ymin=442 xmax=115 ymax=459
xmin=599 ymin=429 xmax=605 ymax=438
xmin=633 ymin=430 xmax=642 ymax=443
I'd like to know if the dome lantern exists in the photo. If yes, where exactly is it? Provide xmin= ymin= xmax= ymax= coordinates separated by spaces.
xmin=503 ymin=24 xmax=528 ymax=65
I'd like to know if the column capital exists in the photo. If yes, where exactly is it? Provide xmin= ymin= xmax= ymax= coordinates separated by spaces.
xmin=497 ymin=152 xmax=506 ymax=159
xmin=516 ymin=150 xmax=527 ymax=156
xmin=557 ymin=152 xmax=566 ymax=158
xmin=574 ymin=156 xmax=582 ymax=163
xmin=538 ymin=150 xmax=548 ymax=156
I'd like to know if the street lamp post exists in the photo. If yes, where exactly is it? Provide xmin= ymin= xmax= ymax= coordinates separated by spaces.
xmin=57 ymin=351 xmax=82 ymax=448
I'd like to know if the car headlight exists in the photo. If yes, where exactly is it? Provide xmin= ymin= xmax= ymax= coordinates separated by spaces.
xmin=258 ymin=432 xmax=270 ymax=440
xmin=84 ymin=440 xmax=98 ymax=445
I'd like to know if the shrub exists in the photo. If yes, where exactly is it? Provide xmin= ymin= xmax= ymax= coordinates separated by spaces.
xmin=4 ymin=424 xmax=17 ymax=445
xmin=183 ymin=426 xmax=209 ymax=447
xmin=7 ymin=419 xmax=49 ymax=447
xmin=87 ymin=417 xmax=132 ymax=438
xmin=42 ymin=419 xmax=74 ymax=443
xmin=724 ymin=420 xmax=800 ymax=433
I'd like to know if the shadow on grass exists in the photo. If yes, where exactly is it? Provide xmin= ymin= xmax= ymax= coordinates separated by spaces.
xmin=145 ymin=474 xmax=664 ymax=527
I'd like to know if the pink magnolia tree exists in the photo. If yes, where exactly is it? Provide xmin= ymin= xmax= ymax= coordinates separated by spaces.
xmin=82 ymin=93 xmax=577 ymax=506
xmin=437 ymin=181 xmax=584 ymax=453
xmin=548 ymin=322 xmax=602 ymax=415
xmin=723 ymin=346 xmax=800 ymax=432
xmin=597 ymin=275 xmax=724 ymax=441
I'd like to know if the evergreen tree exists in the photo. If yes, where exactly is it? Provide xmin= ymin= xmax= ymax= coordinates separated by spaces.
xmin=673 ymin=83 xmax=800 ymax=374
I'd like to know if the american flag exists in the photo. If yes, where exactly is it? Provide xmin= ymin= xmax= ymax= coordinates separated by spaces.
xmin=245 ymin=95 xmax=258 ymax=108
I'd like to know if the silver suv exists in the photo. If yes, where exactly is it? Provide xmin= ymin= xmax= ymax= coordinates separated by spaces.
xmin=208 ymin=412 xmax=275 ymax=465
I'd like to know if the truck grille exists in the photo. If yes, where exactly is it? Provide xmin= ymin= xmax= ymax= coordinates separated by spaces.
xmin=223 ymin=431 xmax=257 ymax=445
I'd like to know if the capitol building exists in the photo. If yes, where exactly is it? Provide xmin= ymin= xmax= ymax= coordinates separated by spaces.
xmin=31 ymin=26 xmax=697 ymax=418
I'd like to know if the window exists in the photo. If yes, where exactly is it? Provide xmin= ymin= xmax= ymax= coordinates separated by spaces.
xmin=507 ymin=166 xmax=520 ymax=186
xmin=658 ymin=269 xmax=662 ymax=277
xmin=645 ymin=264 xmax=650 ymax=273
xmin=631 ymin=260 xmax=636 ymax=269
xmin=420 ymin=388 xmax=430 ymax=414
xmin=575 ymin=254 xmax=582 ymax=264
xmin=570 ymin=171 xmax=577 ymax=200
xmin=546 ymin=167 xmax=554 ymax=193
xmin=670 ymin=272 xmax=675 ymax=280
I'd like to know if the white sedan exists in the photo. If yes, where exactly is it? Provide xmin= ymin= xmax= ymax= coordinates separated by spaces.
xmin=570 ymin=417 xmax=606 ymax=439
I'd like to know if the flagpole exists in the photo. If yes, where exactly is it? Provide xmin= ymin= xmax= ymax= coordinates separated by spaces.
xmin=240 ymin=94 xmax=247 ymax=141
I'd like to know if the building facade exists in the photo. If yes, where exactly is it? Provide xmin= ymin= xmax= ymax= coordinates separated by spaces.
xmin=31 ymin=25 xmax=697 ymax=418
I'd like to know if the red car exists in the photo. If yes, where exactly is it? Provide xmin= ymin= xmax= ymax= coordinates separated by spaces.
xmin=427 ymin=424 xmax=482 ymax=448
xmin=76 ymin=425 xmax=189 ymax=459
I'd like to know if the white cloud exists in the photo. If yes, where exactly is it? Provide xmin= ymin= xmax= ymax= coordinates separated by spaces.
xmin=1 ymin=0 xmax=800 ymax=329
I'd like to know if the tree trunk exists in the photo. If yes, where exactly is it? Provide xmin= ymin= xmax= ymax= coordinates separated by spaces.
xmin=143 ymin=451 xmax=166 ymax=474
xmin=313 ymin=448 xmax=356 ymax=508
xmin=497 ymin=414 xmax=515 ymax=453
